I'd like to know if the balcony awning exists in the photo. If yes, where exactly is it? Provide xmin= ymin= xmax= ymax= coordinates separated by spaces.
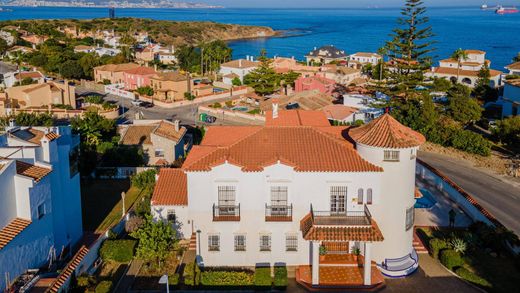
xmin=300 ymin=213 xmax=384 ymax=242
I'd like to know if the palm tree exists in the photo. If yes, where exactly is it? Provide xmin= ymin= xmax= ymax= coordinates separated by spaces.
xmin=377 ymin=47 xmax=388 ymax=81
xmin=451 ymin=48 xmax=468 ymax=83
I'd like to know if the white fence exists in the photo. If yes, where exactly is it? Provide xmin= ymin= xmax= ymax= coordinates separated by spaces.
xmin=105 ymin=84 xmax=136 ymax=100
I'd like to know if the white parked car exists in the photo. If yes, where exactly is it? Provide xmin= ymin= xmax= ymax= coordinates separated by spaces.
xmin=131 ymin=100 xmax=143 ymax=107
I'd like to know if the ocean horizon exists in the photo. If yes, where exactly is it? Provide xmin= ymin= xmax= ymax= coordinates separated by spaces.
xmin=0 ymin=6 xmax=518 ymax=70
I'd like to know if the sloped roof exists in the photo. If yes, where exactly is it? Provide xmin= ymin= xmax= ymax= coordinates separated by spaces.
xmin=151 ymin=168 xmax=187 ymax=206
xmin=307 ymin=45 xmax=347 ymax=58
xmin=46 ymin=246 xmax=89 ymax=293
xmin=322 ymin=104 xmax=358 ymax=121
xmin=15 ymin=71 xmax=43 ymax=80
xmin=153 ymin=121 xmax=186 ymax=142
xmin=349 ymin=113 xmax=425 ymax=149
xmin=350 ymin=52 xmax=381 ymax=58
xmin=0 ymin=218 xmax=31 ymax=250
xmin=221 ymin=59 xmax=259 ymax=69
xmin=120 ymin=125 xmax=156 ymax=145
xmin=94 ymin=63 xmax=140 ymax=72
xmin=265 ymin=109 xmax=331 ymax=126
xmin=9 ymin=128 xmax=45 ymax=144
xmin=16 ymin=160 xmax=52 ymax=182
xmin=433 ymin=66 xmax=502 ymax=77
xmin=505 ymin=61 xmax=520 ymax=70
xmin=151 ymin=71 xmax=187 ymax=82
xmin=123 ymin=66 xmax=156 ymax=75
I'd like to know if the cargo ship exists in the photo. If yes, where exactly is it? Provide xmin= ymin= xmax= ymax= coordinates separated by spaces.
xmin=495 ymin=5 xmax=519 ymax=14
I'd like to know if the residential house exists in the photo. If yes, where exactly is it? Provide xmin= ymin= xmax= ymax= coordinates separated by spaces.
xmin=21 ymin=34 xmax=48 ymax=45
xmin=499 ymin=79 xmax=520 ymax=117
xmin=295 ymin=75 xmax=336 ymax=95
xmin=119 ymin=120 xmax=192 ymax=165
xmin=343 ymin=93 xmax=385 ymax=123
xmin=4 ymin=71 xmax=45 ymax=88
xmin=93 ymin=63 xmax=140 ymax=84
xmin=305 ymin=45 xmax=348 ymax=65
xmin=348 ymin=52 xmax=382 ymax=69
xmin=320 ymin=65 xmax=362 ymax=86
xmin=3 ymin=81 xmax=76 ymax=111
xmin=428 ymin=50 xmax=502 ymax=88
xmin=0 ymin=61 xmax=17 ymax=87
xmin=94 ymin=47 xmax=121 ymax=57
xmin=123 ymin=66 xmax=157 ymax=91
xmin=151 ymin=109 xmax=424 ymax=290
xmin=322 ymin=104 xmax=359 ymax=123
xmin=6 ymin=46 xmax=35 ymax=59
xmin=259 ymin=90 xmax=334 ymax=113
xmin=272 ymin=57 xmax=319 ymax=76
xmin=0 ymin=30 xmax=15 ymax=46
xmin=220 ymin=58 xmax=259 ymax=85
xmin=73 ymin=45 xmax=96 ymax=54
xmin=505 ymin=61 xmax=520 ymax=76
xmin=150 ymin=72 xmax=191 ymax=102
xmin=157 ymin=52 xmax=176 ymax=65
xmin=0 ymin=124 xmax=82 ymax=290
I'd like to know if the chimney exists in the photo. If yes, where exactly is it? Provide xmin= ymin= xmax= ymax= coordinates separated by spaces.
xmin=8 ymin=118 xmax=15 ymax=128
xmin=239 ymin=59 xmax=242 ymax=67
xmin=272 ymin=99 xmax=279 ymax=119
xmin=174 ymin=120 xmax=180 ymax=132
xmin=246 ymin=55 xmax=249 ymax=61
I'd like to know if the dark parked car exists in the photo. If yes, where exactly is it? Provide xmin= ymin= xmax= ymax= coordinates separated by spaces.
xmin=140 ymin=101 xmax=154 ymax=108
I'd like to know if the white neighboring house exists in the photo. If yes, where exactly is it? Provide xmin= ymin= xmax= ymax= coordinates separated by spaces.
xmin=0 ymin=30 xmax=15 ymax=46
xmin=428 ymin=50 xmax=502 ymax=88
xmin=343 ymin=93 xmax=385 ymax=123
xmin=0 ymin=123 xmax=82 ymax=290
xmin=219 ymin=58 xmax=259 ymax=85
xmin=348 ymin=52 xmax=382 ymax=69
xmin=3 ymin=71 xmax=45 ymax=88
xmin=151 ymin=109 xmax=425 ymax=289
xmin=505 ymin=61 xmax=520 ymax=76
xmin=499 ymin=79 xmax=520 ymax=117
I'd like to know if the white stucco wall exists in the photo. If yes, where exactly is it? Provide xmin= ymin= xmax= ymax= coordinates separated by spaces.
xmin=0 ymin=161 xmax=17 ymax=228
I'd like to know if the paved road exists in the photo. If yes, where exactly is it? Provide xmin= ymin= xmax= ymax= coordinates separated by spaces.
xmin=419 ymin=151 xmax=520 ymax=236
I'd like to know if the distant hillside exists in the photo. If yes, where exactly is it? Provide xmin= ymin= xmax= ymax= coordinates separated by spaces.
xmin=0 ymin=18 xmax=276 ymax=46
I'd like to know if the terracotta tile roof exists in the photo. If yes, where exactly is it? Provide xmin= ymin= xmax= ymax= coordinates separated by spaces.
xmin=16 ymin=160 xmax=52 ymax=182
xmin=349 ymin=113 xmax=426 ymax=149
xmin=260 ymin=91 xmax=334 ymax=111
xmin=74 ymin=45 xmax=94 ymax=51
xmin=183 ymin=125 xmax=382 ymax=173
xmin=433 ymin=66 xmax=502 ymax=77
xmin=15 ymin=71 xmax=43 ymax=80
xmin=21 ymin=83 xmax=52 ymax=93
xmin=221 ymin=59 xmax=259 ymax=69
xmin=322 ymin=104 xmax=358 ymax=121
xmin=46 ymin=246 xmax=89 ymax=293
xmin=300 ymin=213 xmax=384 ymax=242
xmin=153 ymin=121 xmax=186 ymax=142
xmin=94 ymin=63 xmax=140 ymax=72
xmin=506 ymin=61 xmax=520 ymax=70
xmin=123 ymin=66 xmax=156 ymax=75
xmin=265 ymin=110 xmax=331 ymax=126
xmin=201 ymin=126 xmax=261 ymax=146
xmin=465 ymin=49 xmax=485 ymax=54
xmin=350 ymin=52 xmax=381 ymax=58
xmin=44 ymin=132 xmax=60 ymax=141
xmin=151 ymin=168 xmax=187 ymax=206
xmin=120 ymin=125 xmax=156 ymax=145
xmin=151 ymin=71 xmax=187 ymax=82
xmin=0 ymin=218 xmax=31 ymax=250
xmin=223 ymin=73 xmax=239 ymax=79
xmin=154 ymin=158 xmax=169 ymax=166
xmin=505 ymin=79 xmax=520 ymax=87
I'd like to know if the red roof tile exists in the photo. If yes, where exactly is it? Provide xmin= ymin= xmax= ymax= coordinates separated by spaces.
xmin=349 ymin=114 xmax=425 ymax=149
xmin=300 ymin=213 xmax=384 ymax=242
xmin=0 ymin=218 xmax=31 ymax=250
xmin=151 ymin=169 xmax=187 ymax=206
xmin=123 ymin=66 xmax=157 ymax=76
xmin=16 ymin=160 xmax=52 ymax=182
xmin=265 ymin=110 xmax=331 ymax=127
xmin=46 ymin=246 xmax=89 ymax=293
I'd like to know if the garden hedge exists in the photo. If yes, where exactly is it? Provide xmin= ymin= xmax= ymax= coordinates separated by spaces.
xmin=168 ymin=273 xmax=180 ymax=286
xmin=99 ymin=239 xmax=136 ymax=263
xmin=455 ymin=267 xmax=492 ymax=288
xmin=429 ymin=238 xmax=448 ymax=259
xmin=200 ymin=270 xmax=254 ymax=286
xmin=183 ymin=262 xmax=201 ymax=286
xmin=440 ymin=249 xmax=464 ymax=270
xmin=273 ymin=266 xmax=288 ymax=287
xmin=94 ymin=281 xmax=112 ymax=293
xmin=254 ymin=267 xmax=272 ymax=287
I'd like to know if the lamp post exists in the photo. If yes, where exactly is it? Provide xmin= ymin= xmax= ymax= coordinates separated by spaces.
xmin=121 ymin=191 xmax=126 ymax=218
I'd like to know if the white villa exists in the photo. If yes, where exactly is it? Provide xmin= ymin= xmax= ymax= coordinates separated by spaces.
xmin=499 ymin=79 xmax=520 ymax=117
xmin=151 ymin=108 xmax=425 ymax=290
xmin=428 ymin=50 xmax=502 ymax=88
xmin=0 ymin=123 xmax=82 ymax=290
xmin=348 ymin=52 xmax=382 ymax=69
xmin=505 ymin=61 xmax=520 ymax=76
xmin=219 ymin=58 xmax=259 ymax=85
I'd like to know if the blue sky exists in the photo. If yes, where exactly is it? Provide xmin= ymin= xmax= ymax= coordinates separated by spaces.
xmin=199 ymin=0 xmax=519 ymax=8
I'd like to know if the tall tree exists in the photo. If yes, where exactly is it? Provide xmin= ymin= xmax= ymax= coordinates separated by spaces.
xmin=243 ymin=49 xmax=279 ymax=96
xmin=130 ymin=214 xmax=176 ymax=267
xmin=447 ymin=84 xmax=482 ymax=125
xmin=384 ymin=0 xmax=435 ymax=96
xmin=451 ymin=48 xmax=468 ymax=82
xmin=513 ymin=52 xmax=520 ymax=62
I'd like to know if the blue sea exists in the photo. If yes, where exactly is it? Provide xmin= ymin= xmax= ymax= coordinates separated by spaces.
xmin=0 ymin=6 xmax=519 ymax=70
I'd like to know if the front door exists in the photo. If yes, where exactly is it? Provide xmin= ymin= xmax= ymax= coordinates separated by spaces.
xmin=330 ymin=186 xmax=347 ymax=214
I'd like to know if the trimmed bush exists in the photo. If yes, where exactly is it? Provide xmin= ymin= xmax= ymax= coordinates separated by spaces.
xmin=429 ymin=238 xmax=448 ymax=259
xmin=183 ymin=262 xmax=201 ymax=286
xmin=440 ymin=249 xmax=464 ymax=270
xmin=273 ymin=266 xmax=288 ymax=287
xmin=254 ymin=267 xmax=272 ymax=287
xmin=200 ymin=270 xmax=254 ymax=286
xmin=95 ymin=281 xmax=112 ymax=293
xmin=168 ymin=273 xmax=180 ymax=286
xmin=455 ymin=267 xmax=492 ymax=288
xmin=99 ymin=239 xmax=137 ymax=263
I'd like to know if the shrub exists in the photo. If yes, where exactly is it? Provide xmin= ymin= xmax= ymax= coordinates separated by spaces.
xmin=450 ymin=130 xmax=491 ymax=156
xmin=429 ymin=238 xmax=448 ymax=259
xmin=450 ymin=238 xmax=467 ymax=254
xmin=254 ymin=267 xmax=272 ymax=287
xmin=440 ymin=249 xmax=464 ymax=270
xmin=169 ymin=273 xmax=180 ymax=286
xmin=183 ymin=262 xmax=201 ymax=286
xmin=131 ymin=169 xmax=157 ymax=190
xmin=455 ymin=267 xmax=492 ymax=288
xmin=273 ymin=266 xmax=288 ymax=287
xmin=200 ymin=270 xmax=254 ymax=286
xmin=95 ymin=281 xmax=112 ymax=293
xmin=76 ymin=274 xmax=95 ymax=288
xmin=99 ymin=239 xmax=137 ymax=263
xmin=85 ymin=95 xmax=104 ymax=104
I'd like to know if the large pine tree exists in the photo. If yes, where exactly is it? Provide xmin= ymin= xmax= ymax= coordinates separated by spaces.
xmin=385 ymin=0 xmax=435 ymax=97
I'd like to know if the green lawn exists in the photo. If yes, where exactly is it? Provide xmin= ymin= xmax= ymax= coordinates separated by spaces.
xmin=81 ymin=179 xmax=145 ymax=232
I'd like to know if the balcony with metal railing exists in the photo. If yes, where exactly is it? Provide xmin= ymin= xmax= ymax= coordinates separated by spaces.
xmin=310 ymin=204 xmax=372 ymax=226
xmin=212 ymin=203 xmax=240 ymax=221
xmin=265 ymin=203 xmax=293 ymax=222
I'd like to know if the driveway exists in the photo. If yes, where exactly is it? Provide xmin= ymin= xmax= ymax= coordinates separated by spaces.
xmin=418 ymin=151 xmax=520 ymax=236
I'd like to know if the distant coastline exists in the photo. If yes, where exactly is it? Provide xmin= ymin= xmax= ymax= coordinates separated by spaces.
xmin=4 ymin=1 xmax=223 ymax=9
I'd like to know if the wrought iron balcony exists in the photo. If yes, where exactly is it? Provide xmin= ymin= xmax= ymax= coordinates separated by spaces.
xmin=212 ymin=204 xmax=240 ymax=221
xmin=265 ymin=204 xmax=293 ymax=222
xmin=310 ymin=204 xmax=372 ymax=226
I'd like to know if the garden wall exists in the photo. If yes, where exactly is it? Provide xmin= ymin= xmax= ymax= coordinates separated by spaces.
xmin=94 ymin=166 xmax=156 ymax=179
xmin=416 ymin=160 xmax=501 ymax=227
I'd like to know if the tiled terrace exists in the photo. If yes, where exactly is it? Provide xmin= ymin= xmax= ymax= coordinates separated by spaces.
xmin=297 ymin=265 xmax=384 ymax=287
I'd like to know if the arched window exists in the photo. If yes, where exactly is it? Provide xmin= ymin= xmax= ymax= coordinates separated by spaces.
xmin=367 ymin=189 xmax=373 ymax=205
xmin=357 ymin=188 xmax=364 ymax=204
xmin=462 ymin=78 xmax=472 ymax=85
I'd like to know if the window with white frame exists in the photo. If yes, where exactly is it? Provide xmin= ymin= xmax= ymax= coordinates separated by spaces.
xmin=357 ymin=188 xmax=364 ymax=204
xmin=167 ymin=210 xmax=176 ymax=222
xmin=208 ymin=234 xmax=220 ymax=251
xmin=271 ymin=186 xmax=288 ymax=215
xmin=405 ymin=206 xmax=414 ymax=231
xmin=330 ymin=186 xmax=347 ymax=213
xmin=259 ymin=234 xmax=271 ymax=251
xmin=286 ymin=234 xmax=298 ymax=252
xmin=234 ymin=234 xmax=246 ymax=251
xmin=37 ymin=203 xmax=45 ymax=219
xmin=384 ymin=150 xmax=400 ymax=162
xmin=367 ymin=188 xmax=373 ymax=205
xmin=155 ymin=148 xmax=165 ymax=157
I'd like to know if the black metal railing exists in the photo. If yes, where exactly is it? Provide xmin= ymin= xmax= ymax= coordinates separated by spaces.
xmin=212 ymin=204 xmax=240 ymax=221
xmin=310 ymin=204 xmax=372 ymax=226
xmin=265 ymin=204 xmax=293 ymax=221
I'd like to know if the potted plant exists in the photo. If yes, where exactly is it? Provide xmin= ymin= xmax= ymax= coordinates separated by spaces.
xmin=319 ymin=245 xmax=327 ymax=261
xmin=351 ymin=247 xmax=361 ymax=265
